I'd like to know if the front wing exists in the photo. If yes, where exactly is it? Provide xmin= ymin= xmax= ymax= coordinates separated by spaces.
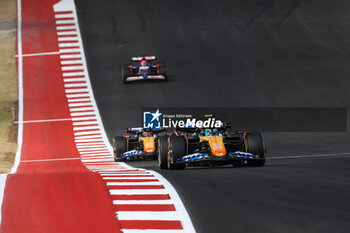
xmin=177 ymin=151 xmax=259 ymax=163
xmin=125 ymin=75 xmax=166 ymax=82
xmin=121 ymin=149 xmax=156 ymax=158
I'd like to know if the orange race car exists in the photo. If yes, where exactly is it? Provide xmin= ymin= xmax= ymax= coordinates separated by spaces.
xmin=112 ymin=127 xmax=167 ymax=161
xmin=158 ymin=125 xmax=266 ymax=169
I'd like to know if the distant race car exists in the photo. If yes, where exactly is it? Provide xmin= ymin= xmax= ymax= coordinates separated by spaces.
xmin=121 ymin=56 xmax=167 ymax=83
xmin=113 ymin=127 xmax=167 ymax=161
xmin=158 ymin=125 xmax=266 ymax=169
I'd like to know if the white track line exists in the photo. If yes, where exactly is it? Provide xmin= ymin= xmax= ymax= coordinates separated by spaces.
xmin=75 ymin=135 xmax=102 ymax=139
xmin=80 ymin=156 xmax=112 ymax=159
xmin=107 ymin=182 xmax=161 ymax=186
xmin=91 ymin=167 xmax=126 ymax=170
xmin=82 ymin=159 xmax=114 ymax=162
xmin=103 ymin=177 xmax=158 ymax=180
xmin=0 ymin=175 xmax=8 ymax=225
xmin=78 ymin=149 xmax=109 ymax=153
xmin=114 ymin=200 xmax=173 ymax=205
xmin=100 ymin=173 xmax=154 ymax=177
xmin=99 ymin=173 xmax=150 ymax=176
xmin=73 ymin=121 xmax=97 ymax=126
xmin=60 ymin=54 xmax=82 ymax=59
xmin=89 ymin=167 xmax=125 ymax=170
xmin=69 ymin=100 xmax=92 ymax=105
xmin=57 ymin=31 xmax=78 ymax=36
xmin=73 ymin=126 xmax=99 ymax=131
xmin=117 ymin=211 xmax=179 ymax=221
xmin=74 ymin=131 xmax=102 ymax=136
xmin=81 ymin=155 xmax=114 ymax=158
xmin=63 ymin=72 xmax=85 ymax=77
xmin=95 ymin=168 xmax=131 ymax=172
xmin=64 ymin=89 xmax=91 ymax=94
xmin=78 ymin=148 xmax=109 ymax=152
xmin=79 ymin=149 xmax=110 ymax=154
xmin=76 ymin=142 xmax=105 ymax=146
xmin=76 ymin=145 xmax=106 ymax=148
xmin=21 ymin=157 xmax=81 ymax=162
xmin=100 ymin=169 xmax=143 ymax=172
xmin=64 ymin=78 xmax=86 ymax=83
xmin=110 ymin=189 xmax=168 ymax=195
xmin=67 ymin=95 xmax=91 ymax=100
xmin=62 ymin=65 xmax=84 ymax=71
xmin=57 ymin=25 xmax=76 ymax=30
xmin=68 ymin=105 xmax=94 ymax=110
xmin=56 ymin=20 xmax=75 ymax=24
xmin=58 ymin=37 xmax=78 ymax=41
xmin=11 ymin=0 xmax=23 ymax=173
xmin=81 ymin=154 xmax=113 ymax=158
xmin=60 ymin=48 xmax=80 ymax=53
xmin=70 ymin=112 xmax=95 ymax=117
xmin=80 ymin=154 xmax=112 ymax=158
xmin=268 ymin=152 xmax=350 ymax=160
xmin=13 ymin=118 xmax=72 ymax=124
xmin=77 ymin=144 xmax=107 ymax=148
xmin=59 ymin=43 xmax=80 ymax=48
xmin=55 ymin=13 xmax=74 ymax=18
xmin=18 ymin=51 xmax=61 ymax=57
xmin=74 ymin=131 xmax=101 ymax=137
xmin=61 ymin=60 xmax=82 ymax=65
xmin=80 ymin=154 xmax=112 ymax=157
xmin=100 ymin=173 xmax=151 ymax=176
xmin=122 ymin=230 xmax=186 ymax=233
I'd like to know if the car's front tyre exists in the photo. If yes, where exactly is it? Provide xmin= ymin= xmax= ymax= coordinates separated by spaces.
xmin=113 ymin=136 xmax=127 ymax=162
xmin=121 ymin=64 xmax=131 ymax=83
xmin=158 ymin=136 xmax=169 ymax=169
xmin=168 ymin=135 xmax=186 ymax=170
xmin=245 ymin=132 xmax=266 ymax=167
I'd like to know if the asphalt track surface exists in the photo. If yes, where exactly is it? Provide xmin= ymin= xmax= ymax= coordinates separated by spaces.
xmin=75 ymin=0 xmax=350 ymax=232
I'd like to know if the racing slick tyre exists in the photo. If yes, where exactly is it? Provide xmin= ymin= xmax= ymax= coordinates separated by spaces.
xmin=157 ymin=61 xmax=167 ymax=81
xmin=158 ymin=136 xmax=169 ymax=169
xmin=113 ymin=136 xmax=127 ymax=162
xmin=245 ymin=132 xmax=266 ymax=167
xmin=121 ymin=64 xmax=131 ymax=83
xmin=168 ymin=136 xmax=186 ymax=170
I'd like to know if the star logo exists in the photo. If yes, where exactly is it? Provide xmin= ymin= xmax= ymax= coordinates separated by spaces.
xmin=150 ymin=109 xmax=162 ymax=122
xmin=143 ymin=109 xmax=162 ymax=129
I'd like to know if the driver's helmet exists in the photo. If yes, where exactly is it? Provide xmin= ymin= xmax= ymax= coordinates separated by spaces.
xmin=140 ymin=59 xmax=148 ymax=66
xmin=142 ymin=131 xmax=152 ymax=136
xmin=212 ymin=128 xmax=219 ymax=136
xmin=204 ymin=129 xmax=212 ymax=136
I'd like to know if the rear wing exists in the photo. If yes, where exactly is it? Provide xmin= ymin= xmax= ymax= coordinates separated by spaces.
xmin=131 ymin=56 xmax=157 ymax=61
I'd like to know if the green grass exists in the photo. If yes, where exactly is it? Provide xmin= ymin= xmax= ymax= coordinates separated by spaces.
xmin=0 ymin=101 xmax=17 ymax=173
xmin=0 ymin=0 xmax=17 ymax=173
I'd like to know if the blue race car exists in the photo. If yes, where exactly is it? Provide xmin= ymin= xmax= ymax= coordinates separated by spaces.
xmin=121 ymin=56 xmax=167 ymax=83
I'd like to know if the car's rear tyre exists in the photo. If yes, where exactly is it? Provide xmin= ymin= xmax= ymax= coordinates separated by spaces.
xmin=113 ymin=136 xmax=127 ymax=162
xmin=245 ymin=132 xmax=266 ymax=167
xmin=158 ymin=136 xmax=169 ymax=169
xmin=158 ymin=61 xmax=167 ymax=81
xmin=168 ymin=136 xmax=186 ymax=169
xmin=122 ymin=64 xmax=131 ymax=83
